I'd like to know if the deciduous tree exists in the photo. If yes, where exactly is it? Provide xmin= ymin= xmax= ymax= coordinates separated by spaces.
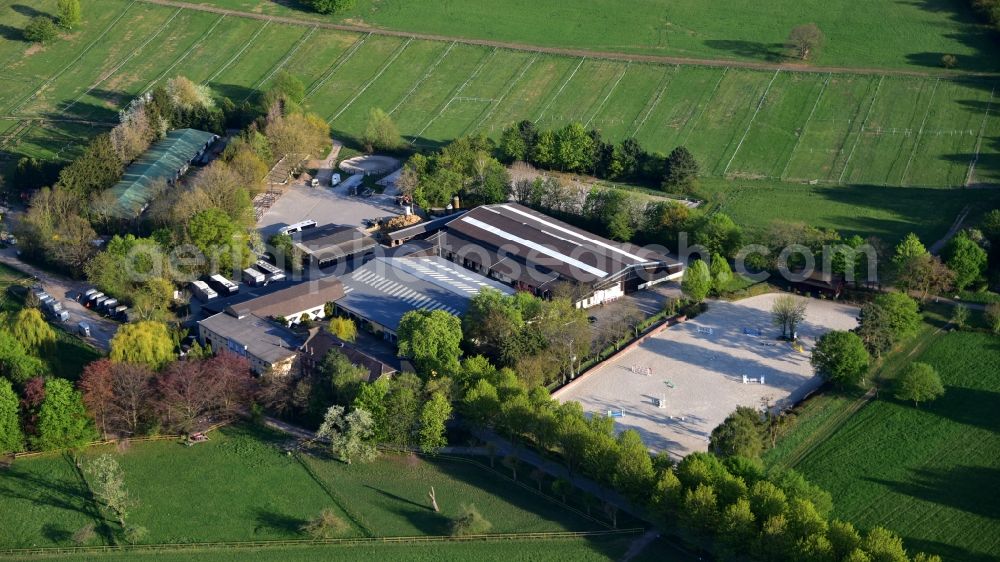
xmin=894 ymin=362 xmax=945 ymax=407
xmin=418 ymin=391 xmax=451 ymax=453
xmin=0 ymin=377 xmax=24 ymax=453
xmin=662 ymin=146 xmax=699 ymax=193
xmin=85 ymin=454 xmax=134 ymax=528
xmin=361 ymin=107 xmax=401 ymax=152
xmin=109 ymin=321 xmax=174 ymax=370
xmin=771 ymin=294 xmax=808 ymax=340
xmin=24 ymin=16 xmax=58 ymax=43
xmin=787 ymin=23 xmax=824 ymax=60
xmin=811 ymin=331 xmax=869 ymax=388
xmin=11 ymin=308 xmax=56 ymax=355
xmin=944 ymin=231 xmax=987 ymax=290
xmin=32 ymin=378 xmax=95 ymax=450
xmin=56 ymin=0 xmax=82 ymax=30
xmin=316 ymin=405 xmax=377 ymax=465
xmin=710 ymin=406 xmax=764 ymax=458
xmin=397 ymin=309 xmax=462 ymax=377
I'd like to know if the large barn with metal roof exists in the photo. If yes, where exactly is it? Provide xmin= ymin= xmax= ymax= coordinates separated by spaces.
xmin=333 ymin=255 xmax=514 ymax=342
xmin=436 ymin=203 xmax=684 ymax=307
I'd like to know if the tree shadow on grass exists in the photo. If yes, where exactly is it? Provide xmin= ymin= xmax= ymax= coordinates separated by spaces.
xmin=0 ymin=24 xmax=24 ymax=42
xmin=10 ymin=4 xmax=48 ymax=18
xmin=902 ymin=536 xmax=997 ymax=562
xmin=702 ymin=40 xmax=786 ymax=62
xmin=863 ymin=465 xmax=1000 ymax=520
xmin=252 ymin=507 xmax=306 ymax=536
xmin=41 ymin=523 xmax=72 ymax=544
xmin=362 ymin=484 xmax=431 ymax=511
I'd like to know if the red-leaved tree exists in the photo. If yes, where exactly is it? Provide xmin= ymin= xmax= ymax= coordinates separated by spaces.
xmin=156 ymin=353 xmax=256 ymax=433
xmin=80 ymin=359 xmax=156 ymax=439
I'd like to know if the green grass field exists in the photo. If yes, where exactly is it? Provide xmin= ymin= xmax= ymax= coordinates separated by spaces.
xmin=199 ymin=0 xmax=1000 ymax=73
xmin=0 ymin=537 xmax=634 ymax=562
xmin=0 ymin=425 xmax=610 ymax=550
xmin=771 ymin=332 xmax=1000 ymax=562
xmin=3 ymin=0 xmax=999 ymax=191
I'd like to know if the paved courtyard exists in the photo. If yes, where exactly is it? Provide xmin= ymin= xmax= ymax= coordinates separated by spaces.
xmin=257 ymin=177 xmax=401 ymax=237
xmin=556 ymin=293 xmax=860 ymax=458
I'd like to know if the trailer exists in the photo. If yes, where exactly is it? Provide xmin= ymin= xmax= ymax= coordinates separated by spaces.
xmin=278 ymin=220 xmax=317 ymax=235
xmin=94 ymin=296 xmax=109 ymax=311
xmin=86 ymin=292 xmax=105 ymax=308
xmin=53 ymin=309 xmax=70 ymax=322
xmin=207 ymin=274 xmax=239 ymax=296
xmin=82 ymin=288 xmax=98 ymax=302
xmin=113 ymin=305 xmax=129 ymax=319
xmin=242 ymin=267 xmax=266 ymax=286
xmin=101 ymin=298 xmax=119 ymax=313
xmin=190 ymin=280 xmax=218 ymax=302
xmin=254 ymin=259 xmax=286 ymax=282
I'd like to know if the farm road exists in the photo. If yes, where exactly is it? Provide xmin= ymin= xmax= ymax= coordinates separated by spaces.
xmin=138 ymin=0 xmax=1000 ymax=79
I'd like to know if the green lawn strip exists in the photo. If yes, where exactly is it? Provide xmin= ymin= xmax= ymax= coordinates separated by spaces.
xmin=23 ymin=2 xmax=176 ymax=118
xmin=0 ymin=536 xmax=635 ymax=562
xmin=305 ymin=35 xmax=407 ymax=122
xmin=331 ymin=40 xmax=451 ymax=141
xmin=424 ymin=50 xmax=535 ymax=142
xmin=794 ymin=332 xmax=1000 ymax=561
xmin=387 ymin=43 xmax=493 ymax=137
xmin=0 ymin=453 xmax=111 ymax=548
xmin=632 ymin=65 xmax=723 ymax=150
xmin=726 ymin=71 xmax=829 ymax=179
xmin=0 ymin=0 xmax=127 ymax=114
xmin=476 ymin=54 xmax=576 ymax=136
xmin=902 ymin=79 xmax=996 ymax=187
xmin=537 ymin=59 xmax=626 ymax=129
xmin=77 ymin=10 xmax=219 ymax=115
xmin=194 ymin=0 xmax=999 ymax=73
xmin=283 ymin=30 xmax=361 ymax=95
xmin=702 ymin=177 xmax=1000 ymax=245
xmin=208 ymin=23 xmax=308 ymax=102
xmin=841 ymin=77 xmax=938 ymax=186
xmin=587 ymin=62 xmax=668 ymax=141
xmin=783 ymin=74 xmax=879 ymax=182
xmin=299 ymin=451 xmax=608 ymax=537
xmin=686 ymin=69 xmax=775 ymax=175
xmin=973 ymin=89 xmax=1000 ymax=185
xmin=177 ymin=17 xmax=261 ymax=85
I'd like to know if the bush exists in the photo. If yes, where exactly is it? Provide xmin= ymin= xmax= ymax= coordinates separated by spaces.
xmin=301 ymin=508 xmax=349 ymax=539
xmin=450 ymin=504 xmax=492 ymax=536
xmin=24 ymin=16 xmax=59 ymax=43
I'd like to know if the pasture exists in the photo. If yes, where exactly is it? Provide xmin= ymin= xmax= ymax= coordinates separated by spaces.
xmin=2 ymin=0 xmax=1000 ymax=191
xmin=783 ymin=332 xmax=1000 ymax=562
xmin=201 ymin=0 xmax=999 ymax=73
xmin=0 ymin=425 xmax=607 ymax=549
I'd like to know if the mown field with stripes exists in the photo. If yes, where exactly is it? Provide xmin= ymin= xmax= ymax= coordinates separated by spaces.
xmin=1 ymin=0 xmax=999 ymax=188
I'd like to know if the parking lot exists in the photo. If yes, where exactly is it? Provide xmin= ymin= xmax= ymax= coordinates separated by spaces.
xmin=257 ymin=176 xmax=401 ymax=238
xmin=556 ymin=293 xmax=860 ymax=458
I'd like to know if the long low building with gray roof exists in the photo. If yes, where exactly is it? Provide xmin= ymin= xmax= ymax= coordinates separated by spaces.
xmin=333 ymin=255 xmax=514 ymax=342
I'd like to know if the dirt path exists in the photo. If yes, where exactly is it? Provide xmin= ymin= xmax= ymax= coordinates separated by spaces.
xmin=138 ymin=0 xmax=1000 ymax=80
xmin=929 ymin=204 xmax=971 ymax=255
xmin=619 ymin=529 xmax=661 ymax=562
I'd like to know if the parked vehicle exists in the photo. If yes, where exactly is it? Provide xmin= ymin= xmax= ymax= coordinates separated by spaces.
xmin=309 ymin=178 xmax=320 ymax=188
xmin=242 ymin=267 xmax=266 ymax=286
xmin=278 ymin=220 xmax=317 ymax=235
xmin=190 ymin=280 xmax=218 ymax=302
xmin=207 ymin=274 xmax=239 ymax=296
xmin=330 ymin=173 xmax=341 ymax=186
xmin=78 ymin=323 xmax=91 ymax=337
xmin=254 ymin=260 xmax=286 ymax=282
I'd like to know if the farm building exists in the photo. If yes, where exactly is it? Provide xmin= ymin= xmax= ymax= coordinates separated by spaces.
xmin=300 ymin=330 xmax=398 ymax=382
xmin=292 ymin=224 xmax=378 ymax=269
xmin=222 ymin=277 xmax=345 ymax=326
xmin=437 ymin=203 xmax=684 ymax=307
xmin=198 ymin=312 xmax=301 ymax=376
xmin=333 ymin=255 xmax=514 ymax=342
xmin=103 ymin=128 xmax=218 ymax=219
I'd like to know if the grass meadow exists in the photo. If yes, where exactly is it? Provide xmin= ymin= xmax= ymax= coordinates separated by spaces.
xmin=0 ymin=538 xmax=634 ymax=562
xmin=767 ymin=330 xmax=1000 ymax=562
xmin=3 ymin=0 xmax=1000 ymax=191
xmin=199 ymin=0 xmax=1000 ymax=73
xmin=0 ymin=425 xmax=612 ymax=550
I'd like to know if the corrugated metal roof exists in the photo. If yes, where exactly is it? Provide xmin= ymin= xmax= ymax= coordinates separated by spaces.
xmin=335 ymin=256 xmax=513 ymax=332
xmin=104 ymin=128 xmax=216 ymax=219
